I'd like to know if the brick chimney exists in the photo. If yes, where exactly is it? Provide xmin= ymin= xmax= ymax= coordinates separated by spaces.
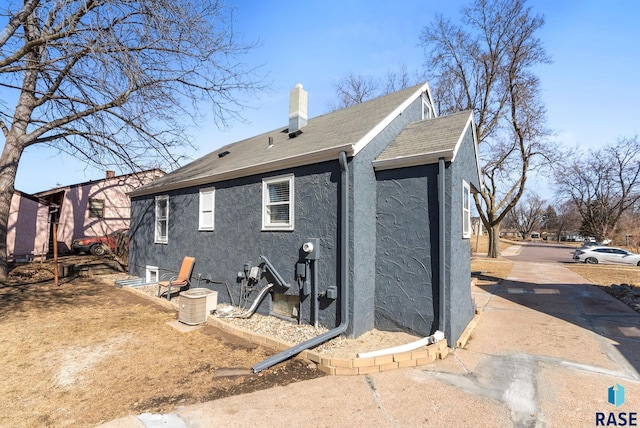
xmin=289 ymin=83 xmax=308 ymax=136
xmin=106 ymin=170 xmax=115 ymax=178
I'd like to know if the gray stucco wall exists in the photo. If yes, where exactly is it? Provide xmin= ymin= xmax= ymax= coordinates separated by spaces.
xmin=128 ymin=94 xmax=442 ymax=339
xmin=374 ymin=165 xmax=440 ymax=336
xmin=372 ymin=123 xmax=479 ymax=342
xmin=349 ymin=97 xmax=424 ymax=337
xmin=129 ymin=160 xmax=341 ymax=327
xmin=443 ymin=125 xmax=479 ymax=342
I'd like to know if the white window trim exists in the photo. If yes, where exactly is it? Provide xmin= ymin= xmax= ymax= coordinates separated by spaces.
xmin=462 ymin=181 xmax=471 ymax=239
xmin=262 ymin=174 xmax=295 ymax=231
xmin=199 ymin=187 xmax=215 ymax=231
xmin=155 ymin=195 xmax=169 ymax=244
xmin=421 ymin=94 xmax=433 ymax=120
xmin=146 ymin=265 xmax=159 ymax=284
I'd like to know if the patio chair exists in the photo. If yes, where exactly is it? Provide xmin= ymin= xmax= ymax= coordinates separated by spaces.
xmin=157 ymin=256 xmax=196 ymax=301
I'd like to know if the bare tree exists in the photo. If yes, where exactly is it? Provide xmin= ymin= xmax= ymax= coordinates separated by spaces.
xmin=554 ymin=136 xmax=640 ymax=241
xmin=380 ymin=64 xmax=423 ymax=95
xmin=552 ymin=200 xmax=582 ymax=242
xmin=506 ymin=193 xmax=544 ymax=240
xmin=617 ymin=208 xmax=640 ymax=250
xmin=328 ymin=65 xmax=424 ymax=112
xmin=0 ymin=0 xmax=264 ymax=278
xmin=420 ymin=0 xmax=553 ymax=257
xmin=540 ymin=205 xmax=557 ymax=237
xmin=330 ymin=72 xmax=379 ymax=110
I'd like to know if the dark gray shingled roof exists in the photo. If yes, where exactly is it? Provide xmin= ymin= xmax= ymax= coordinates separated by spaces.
xmin=131 ymin=83 xmax=430 ymax=196
xmin=372 ymin=110 xmax=474 ymax=170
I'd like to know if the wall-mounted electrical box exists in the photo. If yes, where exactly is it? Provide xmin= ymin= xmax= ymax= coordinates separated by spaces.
xmin=326 ymin=286 xmax=338 ymax=300
xmin=296 ymin=262 xmax=307 ymax=278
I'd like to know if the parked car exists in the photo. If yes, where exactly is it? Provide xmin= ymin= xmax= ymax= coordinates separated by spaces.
xmin=71 ymin=229 xmax=128 ymax=256
xmin=573 ymin=246 xmax=640 ymax=266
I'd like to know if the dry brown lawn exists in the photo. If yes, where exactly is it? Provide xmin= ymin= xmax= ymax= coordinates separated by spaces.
xmin=0 ymin=273 xmax=322 ymax=427
xmin=565 ymin=263 xmax=640 ymax=287
xmin=470 ymin=235 xmax=518 ymax=255
xmin=470 ymin=235 xmax=516 ymax=282
xmin=471 ymin=257 xmax=514 ymax=282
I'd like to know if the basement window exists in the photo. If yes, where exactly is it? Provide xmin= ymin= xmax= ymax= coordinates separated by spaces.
xmin=271 ymin=292 xmax=300 ymax=321
xmin=146 ymin=266 xmax=159 ymax=283
xmin=262 ymin=174 xmax=294 ymax=231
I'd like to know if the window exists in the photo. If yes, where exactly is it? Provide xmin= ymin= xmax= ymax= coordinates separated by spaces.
xmin=146 ymin=266 xmax=158 ymax=283
xmin=462 ymin=181 xmax=471 ymax=238
xmin=199 ymin=187 xmax=215 ymax=231
xmin=262 ymin=174 xmax=294 ymax=230
xmin=421 ymin=95 xmax=433 ymax=119
xmin=89 ymin=199 xmax=104 ymax=218
xmin=610 ymin=249 xmax=628 ymax=255
xmin=155 ymin=195 xmax=169 ymax=244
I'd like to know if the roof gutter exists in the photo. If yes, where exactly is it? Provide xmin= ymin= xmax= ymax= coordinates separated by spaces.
xmin=129 ymin=144 xmax=353 ymax=197
xmin=252 ymin=151 xmax=350 ymax=373
xmin=372 ymin=149 xmax=454 ymax=172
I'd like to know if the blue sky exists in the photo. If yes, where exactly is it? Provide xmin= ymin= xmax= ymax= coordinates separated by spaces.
xmin=12 ymin=0 xmax=640 ymax=197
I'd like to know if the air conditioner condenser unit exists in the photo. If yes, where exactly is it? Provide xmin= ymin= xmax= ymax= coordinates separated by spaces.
xmin=178 ymin=288 xmax=218 ymax=325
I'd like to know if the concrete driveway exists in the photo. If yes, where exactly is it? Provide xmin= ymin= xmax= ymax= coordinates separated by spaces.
xmin=101 ymin=257 xmax=640 ymax=428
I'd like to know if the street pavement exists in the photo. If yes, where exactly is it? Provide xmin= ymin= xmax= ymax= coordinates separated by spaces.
xmin=100 ymin=247 xmax=640 ymax=427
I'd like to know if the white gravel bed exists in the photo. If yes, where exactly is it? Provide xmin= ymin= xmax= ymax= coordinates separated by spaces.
xmin=118 ymin=280 xmax=422 ymax=358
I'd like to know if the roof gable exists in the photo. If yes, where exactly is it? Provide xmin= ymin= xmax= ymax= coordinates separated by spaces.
xmin=131 ymin=83 xmax=432 ymax=196
xmin=373 ymin=110 xmax=477 ymax=168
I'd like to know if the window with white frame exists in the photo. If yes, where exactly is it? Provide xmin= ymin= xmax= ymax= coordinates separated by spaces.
xmin=462 ymin=181 xmax=471 ymax=238
xmin=146 ymin=265 xmax=158 ymax=283
xmin=199 ymin=187 xmax=215 ymax=231
xmin=155 ymin=195 xmax=169 ymax=244
xmin=262 ymin=174 xmax=294 ymax=230
xmin=421 ymin=95 xmax=433 ymax=120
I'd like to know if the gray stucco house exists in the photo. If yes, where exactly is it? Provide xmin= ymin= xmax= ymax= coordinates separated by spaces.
xmin=129 ymin=82 xmax=482 ymax=366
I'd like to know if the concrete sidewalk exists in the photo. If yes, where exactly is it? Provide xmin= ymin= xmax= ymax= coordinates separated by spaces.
xmin=100 ymin=261 xmax=640 ymax=428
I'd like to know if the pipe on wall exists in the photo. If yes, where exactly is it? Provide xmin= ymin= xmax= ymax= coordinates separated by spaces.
xmin=260 ymin=255 xmax=290 ymax=289
xmin=216 ymin=283 xmax=274 ymax=319
xmin=312 ymin=260 xmax=319 ymax=327
xmin=252 ymin=151 xmax=350 ymax=373
xmin=438 ymin=157 xmax=447 ymax=337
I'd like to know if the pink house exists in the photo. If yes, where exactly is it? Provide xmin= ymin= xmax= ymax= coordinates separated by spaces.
xmin=7 ymin=169 xmax=164 ymax=261
xmin=7 ymin=191 xmax=51 ymax=261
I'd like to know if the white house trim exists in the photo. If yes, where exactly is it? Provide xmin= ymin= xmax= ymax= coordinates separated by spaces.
xmin=351 ymin=82 xmax=431 ymax=157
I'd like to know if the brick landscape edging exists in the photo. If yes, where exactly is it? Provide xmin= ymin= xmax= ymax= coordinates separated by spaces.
xmin=207 ymin=316 xmax=450 ymax=376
